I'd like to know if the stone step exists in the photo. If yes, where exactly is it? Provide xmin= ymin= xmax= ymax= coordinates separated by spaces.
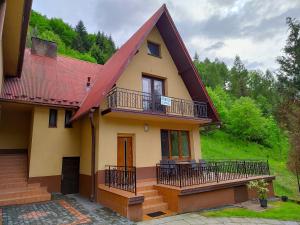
xmin=144 ymin=195 xmax=164 ymax=206
xmin=143 ymin=202 xmax=168 ymax=215
xmin=0 ymin=186 xmax=47 ymax=199
xmin=0 ymin=173 xmax=27 ymax=179
xmin=0 ymin=182 xmax=40 ymax=190
xmin=0 ymin=193 xmax=51 ymax=207
xmin=138 ymin=189 xmax=159 ymax=197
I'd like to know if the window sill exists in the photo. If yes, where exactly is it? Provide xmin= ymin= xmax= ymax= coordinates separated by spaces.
xmin=147 ymin=53 xmax=161 ymax=58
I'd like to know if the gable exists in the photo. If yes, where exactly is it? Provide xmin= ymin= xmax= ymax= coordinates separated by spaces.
xmin=116 ymin=26 xmax=192 ymax=101
xmin=72 ymin=4 xmax=220 ymax=123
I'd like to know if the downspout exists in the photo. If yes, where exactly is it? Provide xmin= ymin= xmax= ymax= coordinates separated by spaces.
xmin=89 ymin=108 xmax=96 ymax=202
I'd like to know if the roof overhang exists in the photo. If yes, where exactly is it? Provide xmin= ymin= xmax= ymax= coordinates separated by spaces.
xmin=2 ymin=0 xmax=32 ymax=77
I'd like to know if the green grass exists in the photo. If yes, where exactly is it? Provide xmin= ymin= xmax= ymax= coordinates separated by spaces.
xmin=201 ymin=201 xmax=300 ymax=221
xmin=201 ymin=130 xmax=300 ymax=200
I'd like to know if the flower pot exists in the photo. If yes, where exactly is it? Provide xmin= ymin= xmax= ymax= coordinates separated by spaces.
xmin=259 ymin=199 xmax=268 ymax=208
xmin=281 ymin=196 xmax=288 ymax=202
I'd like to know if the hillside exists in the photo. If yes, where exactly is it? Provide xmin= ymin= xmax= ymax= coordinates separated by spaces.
xmin=27 ymin=10 xmax=116 ymax=64
xmin=201 ymin=130 xmax=300 ymax=200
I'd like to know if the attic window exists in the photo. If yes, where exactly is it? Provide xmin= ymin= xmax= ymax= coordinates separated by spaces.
xmin=147 ymin=41 xmax=161 ymax=58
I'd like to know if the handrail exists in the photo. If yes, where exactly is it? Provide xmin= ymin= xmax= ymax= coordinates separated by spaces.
xmin=105 ymin=87 xmax=208 ymax=118
xmin=156 ymin=160 xmax=270 ymax=188
xmin=104 ymin=165 xmax=137 ymax=195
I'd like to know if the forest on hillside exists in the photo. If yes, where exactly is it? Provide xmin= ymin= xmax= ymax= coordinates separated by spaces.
xmin=195 ymin=17 xmax=300 ymax=179
xmin=27 ymin=10 xmax=116 ymax=64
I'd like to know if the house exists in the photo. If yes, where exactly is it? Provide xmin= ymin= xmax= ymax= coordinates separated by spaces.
xmin=0 ymin=3 xmax=275 ymax=222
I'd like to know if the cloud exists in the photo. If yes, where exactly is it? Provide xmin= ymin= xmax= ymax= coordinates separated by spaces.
xmin=32 ymin=0 xmax=300 ymax=71
xmin=204 ymin=41 xmax=225 ymax=52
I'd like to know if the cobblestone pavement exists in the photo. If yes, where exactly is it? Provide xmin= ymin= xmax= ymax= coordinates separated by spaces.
xmin=0 ymin=193 xmax=133 ymax=225
xmin=137 ymin=213 xmax=300 ymax=225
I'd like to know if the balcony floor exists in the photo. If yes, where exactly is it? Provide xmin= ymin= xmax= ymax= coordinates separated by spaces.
xmin=101 ymin=108 xmax=212 ymax=125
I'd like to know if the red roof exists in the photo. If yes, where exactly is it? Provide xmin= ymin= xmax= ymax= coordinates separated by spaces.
xmin=0 ymin=49 xmax=103 ymax=107
xmin=73 ymin=4 xmax=220 ymax=122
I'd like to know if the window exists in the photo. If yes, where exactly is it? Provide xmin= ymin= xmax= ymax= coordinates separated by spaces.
xmin=160 ymin=130 xmax=191 ymax=160
xmin=49 ymin=109 xmax=57 ymax=128
xmin=142 ymin=76 xmax=164 ymax=112
xmin=147 ymin=41 xmax=161 ymax=57
xmin=65 ymin=110 xmax=73 ymax=128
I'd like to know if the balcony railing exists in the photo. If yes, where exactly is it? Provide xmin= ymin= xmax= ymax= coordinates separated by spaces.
xmin=104 ymin=87 xmax=208 ymax=118
xmin=105 ymin=165 xmax=137 ymax=195
xmin=156 ymin=160 xmax=270 ymax=188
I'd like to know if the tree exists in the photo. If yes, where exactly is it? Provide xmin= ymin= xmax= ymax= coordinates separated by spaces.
xmin=277 ymin=17 xmax=300 ymax=175
xmin=72 ymin=20 xmax=89 ymax=53
xmin=194 ymin=57 xmax=230 ymax=89
xmin=49 ymin=18 xmax=76 ymax=47
xmin=277 ymin=17 xmax=300 ymax=100
xmin=229 ymin=56 xmax=249 ymax=98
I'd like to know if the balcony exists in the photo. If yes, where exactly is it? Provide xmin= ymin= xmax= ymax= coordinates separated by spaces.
xmin=102 ymin=87 xmax=209 ymax=123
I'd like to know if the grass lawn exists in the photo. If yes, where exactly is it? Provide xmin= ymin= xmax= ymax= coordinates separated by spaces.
xmin=201 ymin=130 xmax=300 ymax=200
xmin=201 ymin=201 xmax=300 ymax=221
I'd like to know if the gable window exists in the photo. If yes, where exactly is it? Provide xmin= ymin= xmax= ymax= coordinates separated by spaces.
xmin=65 ymin=110 xmax=73 ymax=128
xmin=49 ymin=109 xmax=57 ymax=128
xmin=160 ymin=130 xmax=191 ymax=160
xmin=147 ymin=41 xmax=161 ymax=58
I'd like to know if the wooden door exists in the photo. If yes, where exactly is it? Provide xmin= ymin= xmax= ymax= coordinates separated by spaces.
xmin=117 ymin=137 xmax=133 ymax=167
xmin=61 ymin=157 xmax=80 ymax=194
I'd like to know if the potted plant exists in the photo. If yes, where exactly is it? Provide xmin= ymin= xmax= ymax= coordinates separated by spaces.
xmin=248 ymin=179 xmax=269 ymax=208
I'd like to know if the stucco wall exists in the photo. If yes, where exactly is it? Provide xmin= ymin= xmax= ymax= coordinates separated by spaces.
xmin=116 ymin=26 xmax=192 ymax=100
xmin=97 ymin=116 xmax=201 ymax=170
xmin=0 ymin=107 xmax=31 ymax=149
xmin=29 ymin=106 xmax=81 ymax=177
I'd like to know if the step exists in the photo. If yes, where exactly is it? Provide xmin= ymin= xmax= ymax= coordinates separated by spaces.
xmin=139 ymin=189 xmax=159 ymax=197
xmin=143 ymin=202 xmax=168 ymax=215
xmin=144 ymin=195 xmax=164 ymax=206
xmin=0 ymin=182 xmax=40 ymax=190
xmin=137 ymin=185 xmax=154 ymax=192
xmin=0 ymin=193 xmax=51 ymax=207
xmin=0 ymin=187 xmax=47 ymax=199
xmin=0 ymin=177 xmax=27 ymax=183
xmin=0 ymin=173 xmax=26 ymax=179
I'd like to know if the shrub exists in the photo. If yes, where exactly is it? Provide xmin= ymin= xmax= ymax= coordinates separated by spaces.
xmin=248 ymin=179 xmax=269 ymax=200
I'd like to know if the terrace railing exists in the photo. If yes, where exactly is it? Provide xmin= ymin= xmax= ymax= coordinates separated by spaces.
xmin=105 ymin=87 xmax=208 ymax=118
xmin=105 ymin=165 xmax=137 ymax=195
xmin=156 ymin=160 xmax=270 ymax=188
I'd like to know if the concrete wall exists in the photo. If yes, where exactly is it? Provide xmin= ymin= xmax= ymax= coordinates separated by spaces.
xmin=97 ymin=116 xmax=200 ymax=171
xmin=116 ymin=26 xmax=192 ymax=100
xmin=29 ymin=106 xmax=81 ymax=177
xmin=0 ymin=106 xmax=31 ymax=149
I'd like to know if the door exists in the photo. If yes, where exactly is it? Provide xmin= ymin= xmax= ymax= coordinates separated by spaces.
xmin=61 ymin=157 xmax=80 ymax=194
xmin=142 ymin=76 xmax=164 ymax=112
xmin=117 ymin=137 xmax=133 ymax=167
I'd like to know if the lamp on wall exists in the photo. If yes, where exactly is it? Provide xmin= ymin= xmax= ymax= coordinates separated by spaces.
xmin=144 ymin=123 xmax=149 ymax=132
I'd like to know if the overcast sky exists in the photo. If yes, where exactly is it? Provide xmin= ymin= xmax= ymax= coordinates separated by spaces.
xmin=32 ymin=0 xmax=300 ymax=71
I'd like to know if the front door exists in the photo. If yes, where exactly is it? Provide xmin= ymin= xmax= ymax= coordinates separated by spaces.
xmin=117 ymin=137 xmax=133 ymax=167
xmin=61 ymin=157 xmax=80 ymax=194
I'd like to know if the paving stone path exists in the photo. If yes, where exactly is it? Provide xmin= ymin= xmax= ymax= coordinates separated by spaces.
xmin=137 ymin=213 xmax=300 ymax=225
xmin=0 ymin=193 xmax=133 ymax=225
xmin=1 ymin=194 xmax=299 ymax=225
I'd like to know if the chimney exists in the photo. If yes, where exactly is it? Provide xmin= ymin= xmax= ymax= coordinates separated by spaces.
xmin=86 ymin=77 xmax=91 ymax=92
xmin=31 ymin=37 xmax=57 ymax=58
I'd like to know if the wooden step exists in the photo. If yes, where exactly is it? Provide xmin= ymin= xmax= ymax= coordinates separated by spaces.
xmin=144 ymin=195 xmax=164 ymax=206
xmin=0 ymin=193 xmax=51 ymax=206
xmin=139 ymin=189 xmax=159 ymax=197
xmin=0 ymin=177 xmax=27 ymax=183
xmin=143 ymin=202 xmax=168 ymax=215
xmin=0 ymin=182 xmax=40 ymax=190
xmin=0 ymin=173 xmax=26 ymax=179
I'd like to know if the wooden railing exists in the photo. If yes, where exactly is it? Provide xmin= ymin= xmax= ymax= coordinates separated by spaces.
xmin=156 ymin=160 xmax=270 ymax=188
xmin=104 ymin=87 xmax=208 ymax=118
xmin=105 ymin=165 xmax=137 ymax=195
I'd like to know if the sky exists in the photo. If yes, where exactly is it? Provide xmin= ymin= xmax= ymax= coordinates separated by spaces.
xmin=32 ymin=0 xmax=300 ymax=71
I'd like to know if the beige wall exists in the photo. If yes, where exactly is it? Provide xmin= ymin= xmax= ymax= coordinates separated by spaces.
xmin=116 ymin=26 xmax=192 ymax=100
xmin=0 ymin=1 xmax=6 ymax=92
xmin=0 ymin=105 xmax=31 ymax=149
xmin=29 ymin=106 xmax=81 ymax=177
xmin=97 ymin=115 xmax=201 ymax=170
